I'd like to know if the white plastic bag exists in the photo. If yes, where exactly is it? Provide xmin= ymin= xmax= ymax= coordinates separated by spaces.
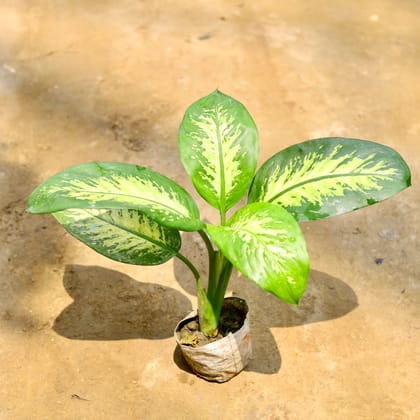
xmin=174 ymin=297 xmax=252 ymax=383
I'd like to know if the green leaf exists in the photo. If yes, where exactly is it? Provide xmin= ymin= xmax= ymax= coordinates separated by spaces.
xmin=27 ymin=162 xmax=204 ymax=231
xmin=248 ymin=138 xmax=411 ymax=221
xmin=178 ymin=90 xmax=259 ymax=213
xmin=54 ymin=208 xmax=181 ymax=265
xmin=206 ymin=203 xmax=310 ymax=304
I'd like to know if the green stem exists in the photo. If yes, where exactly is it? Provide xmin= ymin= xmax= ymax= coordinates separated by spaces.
xmin=207 ymin=250 xmax=223 ymax=302
xmin=197 ymin=278 xmax=218 ymax=336
xmin=198 ymin=229 xmax=216 ymax=301
xmin=175 ymin=252 xmax=201 ymax=282
xmin=220 ymin=210 xmax=226 ymax=225
xmin=212 ymin=258 xmax=233 ymax=320
xmin=175 ymin=236 xmax=232 ymax=337
xmin=175 ymin=250 xmax=219 ymax=337
xmin=198 ymin=229 xmax=214 ymax=260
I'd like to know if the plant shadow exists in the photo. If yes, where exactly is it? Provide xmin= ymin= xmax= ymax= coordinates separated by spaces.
xmin=54 ymin=258 xmax=358 ymax=377
xmin=53 ymin=265 xmax=192 ymax=340
xmin=237 ymin=269 xmax=358 ymax=374
xmin=234 ymin=269 xmax=359 ymax=329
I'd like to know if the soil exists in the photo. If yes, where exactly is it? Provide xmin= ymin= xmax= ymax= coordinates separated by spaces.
xmin=177 ymin=298 xmax=248 ymax=347
xmin=1 ymin=1 xmax=419 ymax=419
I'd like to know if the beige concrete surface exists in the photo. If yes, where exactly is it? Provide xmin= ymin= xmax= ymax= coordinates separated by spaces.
xmin=0 ymin=1 xmax=419 ymax=418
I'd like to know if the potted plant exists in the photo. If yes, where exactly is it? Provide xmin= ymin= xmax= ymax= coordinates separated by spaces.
xmin=27 ymin=90 xmax=411 ymax=382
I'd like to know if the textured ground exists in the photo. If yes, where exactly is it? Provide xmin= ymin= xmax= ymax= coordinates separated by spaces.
xmin=0 ymin=1 xmax=419 ymax=419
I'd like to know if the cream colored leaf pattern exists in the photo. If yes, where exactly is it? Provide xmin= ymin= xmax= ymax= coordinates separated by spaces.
xmin=249 ymin=138 xmax=411 ymax=221
xmin=27 ymin=162 xmax=203 ymax=231
xmin=189 ymin=108 xmax=241 ymax=199
xmin=54 ymin=208 xmax=181 ymax=265
xmin=206 ymin=203 xmax=309 ymax=304
xmin=179 ymin=90 xmax=258 ymax=211
xmin=48 ymin=175 xmax=187 ymax=216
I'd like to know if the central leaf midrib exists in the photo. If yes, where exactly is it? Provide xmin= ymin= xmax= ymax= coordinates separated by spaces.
xmin=228 ymin=220 xmax=288 ymax=244
xmin=227 ymin=225 xmax=297 ymax=303
xmin=64 ymin=188 xmax=188 ymax=218
xmin=85 ymin=209 xmax=179 ymax=253
xmin=215 ymin=113 xmax=226 ymax=218
xmin=268 ymin=171 xmax=390 ymax=203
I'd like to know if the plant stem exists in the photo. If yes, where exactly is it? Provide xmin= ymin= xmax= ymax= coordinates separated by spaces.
xmin=176 ymin=251 xmax=219 ymax=336
xmin=198 ymin=229 xmax=216 ymax=301
xmin=212 ymin=258 xmax=233 ymax=320
xmin=197 ymin=278 xmax=218 ymax=336
xmin=207 ymin=250 xmax=223 ymax=302
xmin=206 ymin=251 xmax=234 ymax=325
xmin=175 ymin=252 xmax=201 ymax=282
xmin=220 ymin=210 xmax=226 ymax=225
xmin=175 ymin=234 xmax=232 ymax=337
xmin=198 ymin=229 xmax=214 ymax=260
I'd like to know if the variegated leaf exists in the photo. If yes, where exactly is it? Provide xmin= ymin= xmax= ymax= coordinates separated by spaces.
xmin=27 ymin=162 xmax=204 ymax=231
xmin=206 ymin=203 xmax=309 ymax=304
xmin=54 ymin=208 xmax=181 ymax=265
xmin=178 ymin=90 xmax=259 ymax=213
xmin=249 ymin=138 xmax=411 ymax=221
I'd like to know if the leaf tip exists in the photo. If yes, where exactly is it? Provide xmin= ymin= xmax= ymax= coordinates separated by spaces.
xmin=211 ymin=88 xmax=228 ymax=100
xmin=406 ymin=173 xmax=412 ymax=188
xmin=26 ymin=196 xmax=39 ymax=214
xmin=290 ymin=295 xmax=301 ymax=305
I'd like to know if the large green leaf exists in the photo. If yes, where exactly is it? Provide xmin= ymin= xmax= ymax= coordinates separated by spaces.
xmin=248 ymin=138 xmax=411 ymax=221
xmin=206 ymin=203 xmax=309 ymax=304
xmin=54 ymin=208 xmax=181 ymax=265
xmin=178 ymin=90 xmax=259 ymax=213
xmin=27 ymin=162 xmax=204 ymax=231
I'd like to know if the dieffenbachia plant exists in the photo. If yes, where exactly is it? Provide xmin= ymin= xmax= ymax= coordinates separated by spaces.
xmin=27 ymin=90 xmax=411 ymax=336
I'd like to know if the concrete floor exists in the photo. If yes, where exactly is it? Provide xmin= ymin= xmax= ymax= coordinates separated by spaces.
xmin=0 ymin=1 xmax=419 ymax=418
